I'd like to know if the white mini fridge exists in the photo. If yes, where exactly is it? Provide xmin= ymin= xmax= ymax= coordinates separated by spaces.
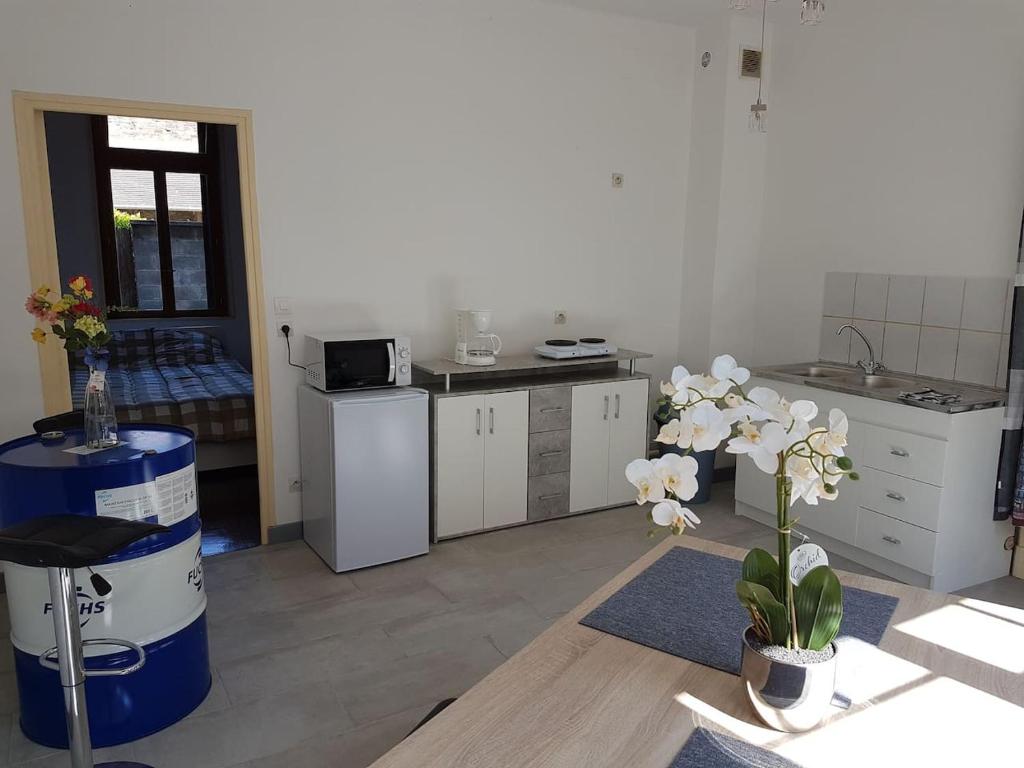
xmin=298 ymin=385 xmax=429 ymax=572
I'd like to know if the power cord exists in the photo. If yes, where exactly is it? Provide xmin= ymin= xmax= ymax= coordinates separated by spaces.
xmin=281 ymin=325 xmax=307 ymax=371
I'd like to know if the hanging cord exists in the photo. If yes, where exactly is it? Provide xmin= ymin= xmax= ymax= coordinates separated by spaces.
xmin=281 ymin=325 xmax=307 ymax=371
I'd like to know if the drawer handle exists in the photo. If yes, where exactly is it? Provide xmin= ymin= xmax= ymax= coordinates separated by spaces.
xmin=539 ymin=493 xmax=565 ymax=501
xmin=540 ymin=450 xmax=564 ymax=457
xmin=539 ymin=407 xmax=566 ymax=413
xmin=885 ymin=491 xmax=906 ymax=503
xmin=889 ymin=448 xmax=910 ymax=458
xmin=881 ymin=535 xmax=902 ymax=545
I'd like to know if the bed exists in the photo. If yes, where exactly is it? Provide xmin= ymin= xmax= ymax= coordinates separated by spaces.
xmin=70 ymin=329 xmax=256 ymax=445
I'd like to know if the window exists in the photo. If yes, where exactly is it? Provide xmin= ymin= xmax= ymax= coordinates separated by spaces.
xmin=93 ymin=116 xmax=227 ymax=316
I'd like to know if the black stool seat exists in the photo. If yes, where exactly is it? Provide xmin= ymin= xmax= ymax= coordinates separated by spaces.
xmin=0 ymin=515 xmax=169 ymax=569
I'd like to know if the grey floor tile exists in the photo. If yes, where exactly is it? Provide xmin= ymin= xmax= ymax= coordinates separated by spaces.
xmin=130 ymin=679 xmax=354 ymax=768
xmin=233 ymin=706 xmax=424 ymax=768
xmin=333 ymin=637 xmax=505 ymax=726
xmin=515 ymin=562 xmax=625 ymax=620
xmin=218 ymin=628 xmax=405 ymax=705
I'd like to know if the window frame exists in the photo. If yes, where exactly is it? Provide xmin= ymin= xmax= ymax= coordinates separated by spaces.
xmin=92 ymin=116 xmax=228 ymax=318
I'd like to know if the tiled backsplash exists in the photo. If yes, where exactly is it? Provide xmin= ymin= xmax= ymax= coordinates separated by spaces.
xmin=819 ymin=273 xmax=1012 ymax=388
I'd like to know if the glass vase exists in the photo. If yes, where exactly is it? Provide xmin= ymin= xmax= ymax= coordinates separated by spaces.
xmin=83 ymin=348 xmax=118 ymax=449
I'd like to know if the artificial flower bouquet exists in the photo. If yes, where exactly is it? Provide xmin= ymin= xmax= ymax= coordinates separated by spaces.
xmin=626 ymin=354 xmax=858 ymax=652
xmin=26 ymin=275 xmax=111 ymax=355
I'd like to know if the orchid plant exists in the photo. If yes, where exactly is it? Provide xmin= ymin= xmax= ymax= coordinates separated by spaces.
xmin=626 ymin=355 xmax=859 ymax=652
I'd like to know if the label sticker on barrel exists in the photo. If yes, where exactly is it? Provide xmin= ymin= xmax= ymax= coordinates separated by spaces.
xmin=95 ymin=463 xmax=197 ymax=525
xmin=789 ymin=543 xmax=829 ymax=586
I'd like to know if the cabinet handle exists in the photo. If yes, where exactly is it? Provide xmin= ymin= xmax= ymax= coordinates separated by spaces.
xmin=475 ymin=408 xmax=481 ymax=435
xmin=489 ymin=407 xmax=494 ymax=434
xmin=889 ymin=448 xmax=910 ymax=458
xmin=614 ymin=393 xmax=621 ymax=419
xmin=885 ymin=491 xmax=906 ymax=503
xmin=539 ymin=493 xmax=565 ymax=501
xmin=540 ymin=450 xmax=564 ymax=457
xmin=539 ymin=406 xmax=566 ymax=413
xmin=603 ymin=395 xmax=609 ymax=420
xmin=881 ymin=535 xmax=902 ymax=545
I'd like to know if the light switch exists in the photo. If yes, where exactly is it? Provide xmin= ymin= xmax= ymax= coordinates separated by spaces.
xmin=273 ymin=297 xmax=293 ymax=315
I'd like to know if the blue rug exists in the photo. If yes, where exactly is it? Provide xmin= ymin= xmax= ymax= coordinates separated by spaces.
xmin=580 ymin=546 xmax=899 ymax=675
xmin=672 ymin=728 xmax=804 ymax=768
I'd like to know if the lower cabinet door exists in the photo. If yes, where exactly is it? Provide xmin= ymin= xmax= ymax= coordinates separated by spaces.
xmin=570 ymin=383 xmax=612 ymax=512
xmin=483 ymin=391 xmax=529 ymax=529
xmin=436 ymin=395 xmax=485 ymax=538
xmin=607 ymin=378 xmax=650 ymax=507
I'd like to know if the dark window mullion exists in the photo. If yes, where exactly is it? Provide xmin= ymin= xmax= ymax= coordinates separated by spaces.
xmin=153 ymin=171 xmax=177 ymax=313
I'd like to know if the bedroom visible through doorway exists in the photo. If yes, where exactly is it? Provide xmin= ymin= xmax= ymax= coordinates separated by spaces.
xmin=43 ymin=110 xmax=260 ymax=555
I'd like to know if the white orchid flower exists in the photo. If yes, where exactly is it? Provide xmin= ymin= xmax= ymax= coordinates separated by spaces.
xmin=689 ymin=402 xmax=732 ymax=453
xmin=745 ymin=386 xmax=790 ymax=424
xmin=625 ymin=459 xmax=665 ymax=505
xmin=653 ymin=453 xmax=700 ymax=502
xmin=655 ymin=419 xmax=682 ymax=445
xmin=819 ymin=408 xmax=849 ymax=456
xmin=726 ymin=420 xmax=789 ymax=474
xmin=710 ymin=354 xmax=751 ymax=386
xmin=651 ymin=498 xmax=702 ymax=530
xmin=659 ymin=380 xmax=677 ymax=398
xmin=788 ymin=456 xmax=840 ymax=506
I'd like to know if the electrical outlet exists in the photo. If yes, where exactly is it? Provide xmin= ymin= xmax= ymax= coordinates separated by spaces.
xmin=611 ymin=173 xmax=624 ymax=189
xmin=289 ymin=478 xmax=303 ymax=493
xmin=554 ymin=310 xmax=568 ymax=325
xmin=277 ymin=324 xmax=291 ymax=338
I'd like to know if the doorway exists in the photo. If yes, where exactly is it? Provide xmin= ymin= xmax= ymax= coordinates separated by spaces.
xmin=13 ymin=92 xmax=275 ymax=551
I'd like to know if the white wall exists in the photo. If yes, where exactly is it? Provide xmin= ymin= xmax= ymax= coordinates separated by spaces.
xmin=0 ymin=0 xmax=695 ymax=526
xmin=752 ymin=0 xmax=1024 ymax=365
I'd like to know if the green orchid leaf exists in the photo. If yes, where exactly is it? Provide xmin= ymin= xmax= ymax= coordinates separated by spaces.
xmin=736 ymin=580 xmax=789 ymax=646
xmin=741 ymin=548 xmax=781 ymax=600
xmin=794 ymin=566 xmax=843 ymax=651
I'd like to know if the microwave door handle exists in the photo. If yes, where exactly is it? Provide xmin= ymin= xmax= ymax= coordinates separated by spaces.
xmin=387 ymin=342 xmax=397 ymax=383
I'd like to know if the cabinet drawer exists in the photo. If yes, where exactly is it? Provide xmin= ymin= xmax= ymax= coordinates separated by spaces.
xmin=528 ymin=430 xmax=571 ymax=476
xmin=855 ymin=507 xmax=936 ymax=575
xmin=863 ymin=425 xmax=946 ymax=487
xmin=530 ymin=387 xmax=571 ymax=433
xmin=528 ymin=473 xmax=570 ymax=521
xmin=860 ymin=468 xmax=941 ymax=532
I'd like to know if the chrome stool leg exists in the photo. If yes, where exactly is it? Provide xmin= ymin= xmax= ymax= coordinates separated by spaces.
xmin=43 ymin=567 xmax=154 ymax=768
xmin=47 ymin=567 xmax=93 ymax=768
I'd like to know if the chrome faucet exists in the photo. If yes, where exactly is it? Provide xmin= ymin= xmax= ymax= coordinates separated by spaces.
xmin=836 ymin=324 xmax=885 ymax=376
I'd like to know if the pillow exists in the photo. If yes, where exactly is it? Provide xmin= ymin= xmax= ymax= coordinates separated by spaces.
xmin=152 ymin=329 xmax=228 ymax=366
xmin=69 ymin=329 xmax=154 ymax=370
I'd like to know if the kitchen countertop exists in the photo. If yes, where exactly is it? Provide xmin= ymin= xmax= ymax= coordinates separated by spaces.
xmin=752 ymin=362 xmax=1005 ymax=414
xmin=413 ymin=348 xmax=652 ymax=377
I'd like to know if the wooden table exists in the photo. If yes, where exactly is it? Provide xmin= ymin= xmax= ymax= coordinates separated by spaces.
xmin=370 ymin=537 xmax=1024 ymax=767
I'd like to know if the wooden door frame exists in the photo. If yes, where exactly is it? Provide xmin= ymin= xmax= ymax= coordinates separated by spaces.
xmin=12 ymin=91 xmax=277 ymax=544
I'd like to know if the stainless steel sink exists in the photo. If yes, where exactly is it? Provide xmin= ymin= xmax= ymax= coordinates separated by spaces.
xmin=839 ymin=374 xmax=915 ymax=390
xmin=786 ymin=365 xmax=849 ymax=378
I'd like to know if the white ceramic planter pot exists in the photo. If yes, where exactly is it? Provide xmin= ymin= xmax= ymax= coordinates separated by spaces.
xmin=740 ymin=626 xmax=838 ymax=732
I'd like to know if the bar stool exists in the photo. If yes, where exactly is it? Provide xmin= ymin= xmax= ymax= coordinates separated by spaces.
xmin=0 ymin=515 xmax=169 ymax=768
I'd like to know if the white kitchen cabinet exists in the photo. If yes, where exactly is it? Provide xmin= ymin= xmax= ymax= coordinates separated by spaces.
xmin=482 ymin=391 xmax=530 ymax=529
xmin=735 ymin=375 xmax=1009 ymax=592
xmin=570 ymin=379 xmax=650 ymax=513
xmin=435 ymin=391 xmax=528 ymax=538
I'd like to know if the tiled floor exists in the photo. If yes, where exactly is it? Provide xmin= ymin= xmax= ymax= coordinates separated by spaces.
xmin=0 ymin=482 xmax=1020 ymax=767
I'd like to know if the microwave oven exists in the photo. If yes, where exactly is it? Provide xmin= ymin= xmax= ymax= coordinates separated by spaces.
xmin=304 ymin=333 xmax=412 ymax=392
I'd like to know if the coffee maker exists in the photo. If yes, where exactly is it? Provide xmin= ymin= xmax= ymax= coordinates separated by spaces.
xmin=454 ymin=309 xmax=502 ymax=366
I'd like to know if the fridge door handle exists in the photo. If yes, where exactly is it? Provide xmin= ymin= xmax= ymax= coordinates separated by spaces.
xmin=476 ymin=408 xmax=482 ymax=436
xmin=603 ymin=395 xmax=609 ymax=421
xmin=489 ymin=407 xmax=494 ymax=434
xmin=614 ymin=393 xmax=621 ymax=419
xmin=386 ymin=342 xmax=397 ymax=383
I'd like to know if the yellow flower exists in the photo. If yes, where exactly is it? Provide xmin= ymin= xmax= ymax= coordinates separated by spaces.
xmin=73 ymin=316 xmax=106 ymax=339
xmin=33 ymin=284 xmax=52 ymax=300
xmin=52 ymin=296 xmax=74 ymax=314
xmin=68 ymin=276 xmax=88 ymax=295
xmin=30 ymin=327 xmax=46 ymax=344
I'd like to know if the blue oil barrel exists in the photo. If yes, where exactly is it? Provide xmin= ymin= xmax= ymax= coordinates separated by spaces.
xmin=0 ymin=425 xmax=210 ymax=747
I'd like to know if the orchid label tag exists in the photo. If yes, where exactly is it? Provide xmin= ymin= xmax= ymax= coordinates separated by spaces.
xmin=790 ymin=543 xmax=829 ymax=585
